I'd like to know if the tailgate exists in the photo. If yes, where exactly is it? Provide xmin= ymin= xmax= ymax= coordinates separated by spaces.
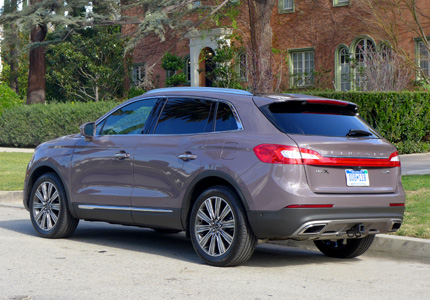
xmin=291 ymin=135 xmax=400 ymax=194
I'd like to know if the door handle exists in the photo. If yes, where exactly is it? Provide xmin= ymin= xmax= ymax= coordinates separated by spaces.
xmin=115 ymin=151 xmax=131 ymax=160
xmin=178 ymin=152 xmax=197 ymax=161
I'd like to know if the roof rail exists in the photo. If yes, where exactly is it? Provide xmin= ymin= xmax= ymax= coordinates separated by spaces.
xmin=145 ymin=87 xmax=254 ymax=96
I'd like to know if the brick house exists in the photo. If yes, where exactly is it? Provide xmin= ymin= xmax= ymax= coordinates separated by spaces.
xmin=125 ymin=0 xmax=430 ymax=91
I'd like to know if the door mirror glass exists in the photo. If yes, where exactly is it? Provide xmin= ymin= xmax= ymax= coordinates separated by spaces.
xmin=81 ymin=122 xmax=95 ymax=139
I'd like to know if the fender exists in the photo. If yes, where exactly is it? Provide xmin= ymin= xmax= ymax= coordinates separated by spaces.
xmin=180 ymin=170 xmax=253 ymax=229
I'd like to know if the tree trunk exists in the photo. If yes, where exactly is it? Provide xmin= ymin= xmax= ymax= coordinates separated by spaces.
xmin=27 ymin=23 xmax=47 ymax=104
xmin=9 ymin=0 xmax=19 ymax=94
xmin=247 ymin=0 xmax=276 ymax=93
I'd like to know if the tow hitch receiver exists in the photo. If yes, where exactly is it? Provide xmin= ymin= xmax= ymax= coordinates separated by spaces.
xmin=347 ymin=223 xmax=366 ymax=238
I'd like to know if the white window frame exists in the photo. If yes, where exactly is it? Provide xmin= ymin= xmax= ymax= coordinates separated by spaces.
xmin=278 ymin=0 xmax=294 ymax=14
xmin=333 ymin=0 xmax=350 ymax=7
xmin=132 ymin=63 xmax=147 ymax=86
xmin=289 ymin=48 xmax=315 ymax=87
xmin=417 ymin=40 xmax=430 ymax=79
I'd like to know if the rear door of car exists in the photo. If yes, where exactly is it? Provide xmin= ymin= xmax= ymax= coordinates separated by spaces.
xmin=131 ymin=97 xmax=213 ymax=229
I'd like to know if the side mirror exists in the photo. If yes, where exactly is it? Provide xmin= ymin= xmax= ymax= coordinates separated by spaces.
xmin=80 ymin=122 xmax=96 ymax=141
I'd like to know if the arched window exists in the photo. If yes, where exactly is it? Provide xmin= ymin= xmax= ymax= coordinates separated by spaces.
xmin=354 ymin=38 xmax=376 ymax=90
xmin=339 ymin=47 xmax=351 ymax=91
xmin=184 ymin=56 xmax=191 ymax=85
xmin=239 ymin=52 xmax=247 ymax=80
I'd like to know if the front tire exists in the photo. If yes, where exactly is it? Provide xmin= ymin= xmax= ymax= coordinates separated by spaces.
xmin=29 ymin=173 xmax=79 ymax=238
xmin=190 ymin=186 xmax=257 ymax=267
xmin=314 ymin=235 xmax=375 ymax=258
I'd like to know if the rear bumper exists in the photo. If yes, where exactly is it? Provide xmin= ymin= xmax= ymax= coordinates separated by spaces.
xmin=247 ymin=206 xmax=405 ymax=240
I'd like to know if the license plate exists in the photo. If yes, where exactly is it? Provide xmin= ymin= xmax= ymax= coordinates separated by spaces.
xmin=345 ymin=169 xmax=369 ymax=187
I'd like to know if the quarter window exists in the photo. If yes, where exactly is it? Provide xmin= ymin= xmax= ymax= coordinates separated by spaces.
xmin=154 ymin=98 xmax=212 ymax=134
xmin=98 ymin=99 xmax=157 ymax=135
xmin=215 ymin=102 xmax=239 ymax=132
xmin=291 ymin=50 xmax=314 ymax=87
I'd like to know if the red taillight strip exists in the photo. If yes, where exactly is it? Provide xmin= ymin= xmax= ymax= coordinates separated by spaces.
xmin=254 ymin=144 xmax=401 ymax=168
xmin=286 ymin=204 xmax=334 ymax=208
xmin=306 ymin=99 xmax=349 ymax=106
xmin=390 ymin=203 xmax=405 ymax=207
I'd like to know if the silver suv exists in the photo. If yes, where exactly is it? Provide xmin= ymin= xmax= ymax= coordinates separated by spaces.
xmin=24 ymin=87 xmax=405 ymax=266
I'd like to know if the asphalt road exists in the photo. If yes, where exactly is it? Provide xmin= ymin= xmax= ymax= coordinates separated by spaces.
xmin=1 ymin=206 xmax=430 ymax=300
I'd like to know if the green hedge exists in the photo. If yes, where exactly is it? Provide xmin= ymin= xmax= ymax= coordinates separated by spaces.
xmin=0 ymin=92 xmax=429 ymax=153
xmin=0 ymin=101 xmax=118 ymax=148
xmin=306 ymin=91 xmax=430 ymax=154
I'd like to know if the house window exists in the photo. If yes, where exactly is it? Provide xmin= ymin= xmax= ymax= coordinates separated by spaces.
xmin=418 ymin=41 xmax=430 ymax=78
xmin=278 ymin=0 xmax=294 ymax=14
xmin=184 ymin=56 xmax=191 ymax=84
xmin=239 ymin=53 xmax=247 ymax=80
xmin=290 ymin=49 xmax=314 ymax=87
xmin=333 ymin=0 xmax=350 ymax=7
xmin=339 ymin=47 xmax=351 ymax=91
xmin=132 ymin=63 xmax=147 ymax=86
xmin=354 ymin=38 xmax=375 ymax=90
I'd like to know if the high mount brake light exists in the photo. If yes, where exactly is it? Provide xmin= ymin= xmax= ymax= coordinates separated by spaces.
xmin=305 ymin=99 xmax=349 ymax=106
xmin=253 ymin=144 xmax=401 ymax=167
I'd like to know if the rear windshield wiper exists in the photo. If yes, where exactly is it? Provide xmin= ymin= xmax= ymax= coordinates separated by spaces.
xmin=346 ymin=129 xmax=373 ymax=137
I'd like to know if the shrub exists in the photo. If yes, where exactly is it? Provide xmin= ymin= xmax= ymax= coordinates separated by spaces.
xmin=0 ymin=101 xmax=119 ymax=148
xmin=128 ymin=87 xmax=146 ymax=99
xmin=0 ymin=84 xmax=23 ymax=116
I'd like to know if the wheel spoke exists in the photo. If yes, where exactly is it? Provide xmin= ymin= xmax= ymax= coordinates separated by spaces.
xmin=195 ymin=224 xmax=211 ymax=234
xmin=208 ymin=234 xmax=216 ymax=255
xmin=198 ymin=231 xmax=212 ymax=248
xmin=204 ymin=198 xmax=216 ymax=220
xmin=41 ymin=183 xmax=48 ymax=202
xmin=214 ymin=197 xmax=222 ymax=219
xmin=40 ymin=212 xmax=47 ymax=229
xmin=47 ymin=183 xmax=53 ymax=200
xmin=46 ymin=212 xmax=53 ymax=229
xmin=216 ymin=233 xmax=226 ymax=254
xmin=49 ymin=210 xmax=58 ymax=224
xmin=35 ymin=209 xmax=44 ymax=223
xmin=33 ymin=203 xmax=44 ymax=209
xmin=197 ymin=210 xmax=212 ymax=224
xmin=221 ymin=219 xmax=235 ymax=229
xmin=49 ymin=190 xmax=59 ymax=204
xmin=35 ymin=189 xmax=45 ymax=204
xmin=219 ymin=229 xmax=233 ymax=245
xmin=219 ymin=205 xmax=232 ymax=222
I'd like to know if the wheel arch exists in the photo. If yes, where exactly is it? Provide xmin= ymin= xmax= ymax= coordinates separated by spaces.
xmin=181 ymin=170 xmax=250 ymax=236
xmin=24 ymin=162 xmax=77 ymax=218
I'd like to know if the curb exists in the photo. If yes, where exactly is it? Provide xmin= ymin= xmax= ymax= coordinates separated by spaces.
xmin=270 ymin=234 xmax=430 ymax=262
xmin=1 ymin=191 xmax=430 ymax=262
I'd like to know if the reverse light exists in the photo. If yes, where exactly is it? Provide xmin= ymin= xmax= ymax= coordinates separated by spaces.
xmin=253 ymin=144 xmax=401 ymax=168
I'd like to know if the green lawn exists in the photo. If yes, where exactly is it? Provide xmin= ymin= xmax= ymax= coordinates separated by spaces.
xmin=0 ymin=152 xmax=33 ymax=191
xmin=0 ymin=152 xmax=429 ymax=238
xmin=397 ymin=175 xmax=430 ymax=239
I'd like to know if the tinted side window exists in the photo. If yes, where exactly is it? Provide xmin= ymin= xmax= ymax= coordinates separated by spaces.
xmin=154 ymin=98 xmax=212 ymax=134
xmin=99 ymin=98 xmax=157 ymax=135
xmin=215 ymin=102 xmax=238 ymax=132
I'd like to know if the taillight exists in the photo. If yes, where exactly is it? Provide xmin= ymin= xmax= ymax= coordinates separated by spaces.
xmin=253 ymin=144 xmax=401 ymax=167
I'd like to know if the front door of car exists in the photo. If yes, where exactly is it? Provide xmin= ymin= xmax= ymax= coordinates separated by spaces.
xmin=131 ymin=97 xmax=214 ymax=229
xmin=71 ymin=98 xmax=158 ymax=223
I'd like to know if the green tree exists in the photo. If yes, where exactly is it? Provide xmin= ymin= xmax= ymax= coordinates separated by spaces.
xmin=46 ymin=26 xmax=129 ymax=102
xmin=161 ymin=52 xmax=187 ymax=87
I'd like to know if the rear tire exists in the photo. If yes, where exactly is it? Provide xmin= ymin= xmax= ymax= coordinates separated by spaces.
xmin=190 ymin=186 xmax=257 ymax=267
xmin=314 ymin=235 xmax=375 ymax=258
xmin=29 ymin=173 xmax=79 ymax=238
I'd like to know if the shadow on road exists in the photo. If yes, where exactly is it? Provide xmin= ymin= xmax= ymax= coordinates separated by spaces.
xmin=0 ymin=218 xmax=357 ymax=267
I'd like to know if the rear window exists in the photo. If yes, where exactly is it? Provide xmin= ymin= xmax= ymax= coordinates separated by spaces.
xmin=260 ymin=101 xmax=380 ymax=138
